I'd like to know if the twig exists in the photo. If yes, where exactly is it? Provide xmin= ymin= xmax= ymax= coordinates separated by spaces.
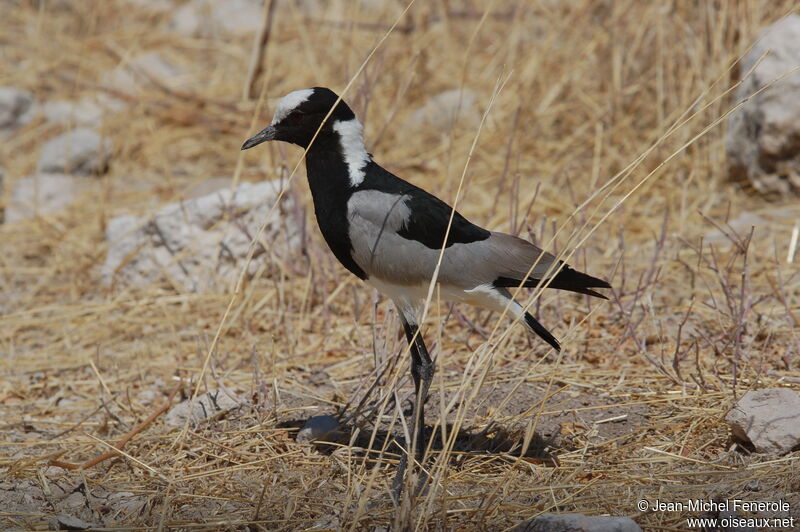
xmin=243 ymin=0 xmax=277 ymax=101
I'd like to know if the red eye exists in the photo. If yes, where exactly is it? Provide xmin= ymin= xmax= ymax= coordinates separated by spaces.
xmin=286 ymin=111 xmax=304 ymax=125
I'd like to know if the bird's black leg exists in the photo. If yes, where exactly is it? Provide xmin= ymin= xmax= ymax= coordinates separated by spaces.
xmin=391 ymin=316 xmax=435 ymax=502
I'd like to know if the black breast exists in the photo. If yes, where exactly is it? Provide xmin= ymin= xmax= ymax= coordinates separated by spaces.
xmin=304 ymin=148 xmax=368 ymax=280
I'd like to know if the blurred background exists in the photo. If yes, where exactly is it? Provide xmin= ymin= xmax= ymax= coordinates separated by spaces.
xmin=1 ymin=1 xmax=799 ymax=529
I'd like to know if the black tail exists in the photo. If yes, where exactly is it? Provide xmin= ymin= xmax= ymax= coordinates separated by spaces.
xmin=495 ymin=265 xmax=611 ymax=299
xmin=524 ymin=312 xmax=561 ymax=351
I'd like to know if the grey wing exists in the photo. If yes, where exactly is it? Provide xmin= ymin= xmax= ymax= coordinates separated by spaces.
xmin=346 ymin=188 xmax=554 ymax=288
xmin=488 ymin=232 xmax=611 ymax=297
xmin=346 ymin=189 xmax=436 ymax=285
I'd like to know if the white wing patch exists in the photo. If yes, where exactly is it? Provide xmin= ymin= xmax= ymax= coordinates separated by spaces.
xmin=270 ymin=88 xmax=314 ymax=125
xmin=333 ymin=118 xmax=370 ymax=187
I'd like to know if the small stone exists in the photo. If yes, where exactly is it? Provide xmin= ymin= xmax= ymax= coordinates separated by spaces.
xmin=6 ymin=173 xmax=82 ymax=222
xmin=102 ymin=51 xmax=189 ymax=96
xmin=726 ymin=14 xmax=800 ymax=197
xmin=296 ymin=415 xmax=341 ymax=444
xmin=61 ymin=491 xmax=87 ymax=509
xmin=170 ymin=0 xmax=262 ymax=38
xmin=107 ymin=491 xmax=144 ymax=514
xmin=726 ymin=388 xmax=800 ymax=454
xmin=136 ymin=389 xmax=160 ymax=404
xmin=408 ymin=89 xmax=480 ymax=129
xmin=0 ymin=86 xmax=35 ymax=133
xmin=703 ymin=211 xmax=767 ymax=244
xmin=51 ymin=514 xmax=95 ymax=530
xmin=123 ymin=0 xmax=174 ymax=11
xmin=308 ymin=515 xmax=340 ymax=531
xmin=37 ymin=128 xmax=110 ymax=175
xmin=42 ymin=99 xmax=104 ymax=127
xmin=513 ymin=513 xmax=642 ymax=532
xmin=164 ymin=390 xmax=242 ymax=427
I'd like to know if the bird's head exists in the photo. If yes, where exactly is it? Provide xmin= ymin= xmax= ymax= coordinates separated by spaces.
xmin=241 ymin=87 xmax=356 ymax=150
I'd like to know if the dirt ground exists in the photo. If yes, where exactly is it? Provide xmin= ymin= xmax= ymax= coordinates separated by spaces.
xmin=1 ymin=1 xmax=799 ymax=530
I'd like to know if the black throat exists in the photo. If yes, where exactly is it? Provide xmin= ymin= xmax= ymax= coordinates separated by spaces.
xmin=304 ymin=140 xmax=368 ymax=280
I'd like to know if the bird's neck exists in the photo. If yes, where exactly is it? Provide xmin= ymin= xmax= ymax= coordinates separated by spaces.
xmin=302 ymin=119 xmax=372 ymax=280
xmin=305 ymin=118 xmax=370 ymax=190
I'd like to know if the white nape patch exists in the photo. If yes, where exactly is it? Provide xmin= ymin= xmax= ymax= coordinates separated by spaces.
xmin=270 ymin=88 xmax=314 ymax=126
xmin=333 ymin=118 xmax=370 ymax=187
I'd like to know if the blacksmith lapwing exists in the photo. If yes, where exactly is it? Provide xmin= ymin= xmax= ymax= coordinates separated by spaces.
xmin=242 ymin=87 xmax=610 ymax=494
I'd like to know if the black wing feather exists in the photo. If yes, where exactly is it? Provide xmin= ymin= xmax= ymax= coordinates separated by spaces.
xmin=495 ymin=266 xmax=611 ymax=299
xmin=358 ymin=162 xmax=490 ymax=249
xmin=524 ymin=312 xmax=561 ymax=351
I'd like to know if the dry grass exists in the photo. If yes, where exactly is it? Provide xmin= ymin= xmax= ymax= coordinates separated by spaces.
xmin=1 ymin=0 xmax=799 ymax=530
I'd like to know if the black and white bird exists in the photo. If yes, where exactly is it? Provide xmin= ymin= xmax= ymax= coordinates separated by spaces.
xmin=242 ymin=87 xmax=610 ymax=490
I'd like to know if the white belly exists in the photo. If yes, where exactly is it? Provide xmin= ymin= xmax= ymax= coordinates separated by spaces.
xmin=366 ymin=276 xmax=519 ymax=325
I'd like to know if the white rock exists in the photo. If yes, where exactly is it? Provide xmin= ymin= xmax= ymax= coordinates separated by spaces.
xmin=308 ymin=516 xmax=341 ymax=530
xmin=51 ymin=514 xmax=95 ymax=530
xmin=170 ymin=0 xmax=262 ymax=38
xmin=164 ymin=390 xmax=243 ymax=427
xmin=6 ymin=173 xmax=82 ymax=222
xmin=513 ymin=513 xmax=642 ymax=532
xmin=41 ymin=98 xmax=103 ymax=126
xmin=296 ymin=415 xmax=341 ymax=444
xmin=408 ymin=88 xmax=480 ymax=129
xmin=37 ymin=128 xmax=111 ymax=175
xmin=278 ymin=0 xmax=391 ymax=17
xmin=726 ymin=388 xmax=800 ymax=454
xmin=0 ymin=86 xmax=35 ymax=134
xmin=136 ymin=389 xmax=161 ymax=404
xmin=703 ymin=211 xmax=767 ymax=244
xmin=102 ymin=51 xmax=189 ymax=96
xmin=101 ymin=179 xmax=302 ymax=291
xmin=726 ymin=14 xmax=800 ymax=196
xmin=123 ymin=0 xmax=174 ymax=11
xmin=106 ymin=491 xmax=144 ymax=514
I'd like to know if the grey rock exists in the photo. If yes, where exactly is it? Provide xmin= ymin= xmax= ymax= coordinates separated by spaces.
xmin=184 ymin=176 xmax=232 ymax=199
xmin=136 ymin=389 xmax=161 ymax=404
xmin=37 ymin=128 xmax=111 ymax=175
xmin=6 ymin=173 xmax=83 ymax=222
xmin=106 ymin=490 xmax=145 ymax=515
xmin=50 ymin=514 xmax=95 ymax=530
xmin=408 ymin=88 xmax=480 ymax=129
xmin=61 ymin=491 xmax=87 ymax=509
xmin=726 ymin=14 xmax=800 ymax=196
xmin=726 ymin=388 xmax=800 ymax=454
xmin=101 ymin=179 xmax=302 ymax=291
xmin=0 ymin=86 xmax=35 ymax=133
xmin=102 ymin=51 xmax=189 ymax=96
xmin=42 ymin=99 xmax=104 ymax=126
xmin=164 ymin=390 xmax=243 ymax=427
xmin=123 ymin=0 xmax=174 ymax=11
xmin=513 ymin=513 xmax=642 ymax=532
xmin=297 ymin=415 xmax=341 ymax=444
xmin=308 ymin=515 xmax=341 ymax=530
xmin=170 ymin=0 xmax=262 ymax=37
xmin=703 ymin=211 xmax=767 ymax=244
